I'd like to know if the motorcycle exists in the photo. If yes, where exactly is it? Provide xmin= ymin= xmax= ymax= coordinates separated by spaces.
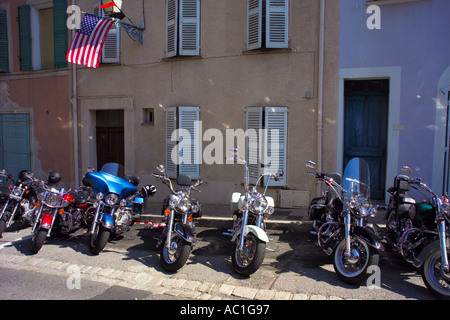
xmin=0 ymin=170 xmax=40 ymax=237
xmin=374 ymin=166 xmax=450 ymax=299
xmin=83 ymin=163 xmax=155 ymax=254
xmin=227 ymin=149 xmax=282 ymax=276
xmin=305 ymin=161 xmax=342 ymax=235
xmin=307 ymin=158 xmax=382 ymax=284
xmin=30 ymin=171 xmax=68 ymax=253
xmin=152 ymin=165 xmax=202 ymax=272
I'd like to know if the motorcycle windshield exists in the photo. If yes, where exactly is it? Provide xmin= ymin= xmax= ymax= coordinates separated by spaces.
xmin=342 ymin=158 xmax=371 ymax=202
xmin=100 ymin=163 xmax=125 ymax=178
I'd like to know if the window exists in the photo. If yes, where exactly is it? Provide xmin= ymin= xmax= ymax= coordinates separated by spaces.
xmin=165 ymin=106 xmax=200 ymax=179
xmin=0 ymin=9 xmax=8 ymax=72
xmin=93 ymin=2 xmax=120 ymax=64
xmin=245 ymin=106 xmax=288 ymax=186
xmin=166 ymin=0 xmax=200 ymax=57
xmin=18 ymin=0 xmax=67 ymax=71
xmin=142 ymin=108 xmax=155 ymax=125
xmin=247 ymin=0 xmax=289 ymax=51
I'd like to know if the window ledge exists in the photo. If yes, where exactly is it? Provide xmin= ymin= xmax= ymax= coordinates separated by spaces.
xmin=366 ymin=0 xmax=424 ymax=5
xmin=162 ymin=55 xmax=203 ymax=62
xmin=242 ymin=48 xmax=292 ymax=55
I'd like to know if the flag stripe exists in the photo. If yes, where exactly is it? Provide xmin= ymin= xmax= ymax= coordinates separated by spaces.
xmin=67 ymin=13 xmax=113 ymax=68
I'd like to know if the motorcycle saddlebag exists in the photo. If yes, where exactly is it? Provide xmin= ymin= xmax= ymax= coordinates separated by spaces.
xmin=308 ymin=197 xmax=326 ymax=220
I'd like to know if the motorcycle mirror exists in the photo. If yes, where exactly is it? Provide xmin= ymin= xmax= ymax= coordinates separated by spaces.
xmin=306 ymin=161 xmax=316 ymax=169
xmin=402 ymin=166 xmax=412 ymax=174
xmin=157 ymin=164 xmax=166 ymax=173
xmin=277 ymin=170 xmax=284 ymax=177
xmin=195 ymin=179 xmax=203 ymax=186
xmin=86 ymin=167 xmax=95 ymax=173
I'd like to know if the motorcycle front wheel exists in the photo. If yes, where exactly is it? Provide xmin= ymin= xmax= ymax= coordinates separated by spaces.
xmin=421 ymin=249 xmax=450 ymax=299
xmin=333 ymin=237 xmax=379 ymax=285
xmin=89 ymin=223 xmax=110 ymax=255
xmin=160 ymin=234 xmax=191 ymax=272
xmin=232 ymin=233 xmax=266 ymax=276
xmin=30 ymin=228 xmax=47 ymax=254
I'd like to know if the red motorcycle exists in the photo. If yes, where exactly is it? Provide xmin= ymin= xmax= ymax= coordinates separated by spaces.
xmin=30 ymin=172 xmax=93 ymax=254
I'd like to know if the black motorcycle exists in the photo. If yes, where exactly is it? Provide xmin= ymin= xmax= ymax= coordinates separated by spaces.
xmin=152 ymin=165 xmax=202 ymax=272
xmin=0 ymin=170 xmax=40 ymax=237
xmin=374 ymin=166 xmax=450 ymax=299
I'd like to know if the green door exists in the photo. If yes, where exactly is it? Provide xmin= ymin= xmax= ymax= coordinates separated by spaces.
xmin=0 ymin=113 xmax=31 ymax=185
xmin=344 ymin=80 xmax=389 ymax=200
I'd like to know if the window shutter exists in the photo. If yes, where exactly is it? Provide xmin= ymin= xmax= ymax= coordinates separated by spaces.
xmin=245 ymin=107 xmax=263 ymax=184
xmin=264 ymin=107 xmax=287 ymax=186
xmin=266 ymin=0 xmax=289 ymax=49
xmin=179 ymin=0 xmax=200 ymax=56
xmin=102 ymin=21 xmax=120 ymax=63
xmin=165 ymin=107 xmax=178 ymax=178
xmin=166 ymin=0 xmax=178 ymax=57
xmin=0 ymin=10 xmax=8 ymax=72
xmin=246 ymin=0 xmax=262 ymax=51
xmin=178 ymin=107 xmax=200 ymax=179
xmin=93 ymin=2 xmax=120 ymax=63
xmin=18 ymin=5 xmax=32 ymax=71
xmin=53 ymin=0 xmax=68 ymax=68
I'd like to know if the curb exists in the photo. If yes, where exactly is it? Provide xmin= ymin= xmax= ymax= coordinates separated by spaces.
xmin=0 ymin=252 xmax=343 ymax=301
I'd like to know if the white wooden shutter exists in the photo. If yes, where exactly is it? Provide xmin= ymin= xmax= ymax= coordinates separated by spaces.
xmin=179 ymin=107 xmax=200 ymax=179
xmin=264 ymin=107 xmax=288 ymax=186
xmin=246 ymin=0 xmax=262 ymax=51
xmin=179 ymin=0 xmax=200 ymax=56
xmin=245 ymin=107 xmax=263 ymax=184
xmin=266 ymin=0 xmax=289 ymax=48
xmin=165 ymin=107 xmax=178 ymax=178
xmin=166 ymin=0 xmax=178 ymax=57
xmin=93 ymin=3 xmax=120 ymax=63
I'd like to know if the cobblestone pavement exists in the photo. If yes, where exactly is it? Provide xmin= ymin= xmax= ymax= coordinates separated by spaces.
xmin=0 ymin=218 xmax=436 ymax=301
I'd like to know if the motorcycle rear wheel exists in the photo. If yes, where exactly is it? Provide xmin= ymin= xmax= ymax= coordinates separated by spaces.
xmin=232 ymin=233 xmax=266 ymax=276
xmin=333 ymin=237 xmax=379 ymax=285
xmin=30 ymin=229 xmax=47 ymax=254
xmin=421 ymin=249 xmax=450 ymax=300
xmin=160 ymin=234 xmax=191 ymax=272
xmin=89 ymin=224 xmax=110 ymax=255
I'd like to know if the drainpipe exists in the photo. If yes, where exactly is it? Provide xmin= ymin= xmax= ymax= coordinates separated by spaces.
xmin=317 ymin=0 xmax=325 ymax=196
xmin=71 ymin=0 xmax=79 ymax=187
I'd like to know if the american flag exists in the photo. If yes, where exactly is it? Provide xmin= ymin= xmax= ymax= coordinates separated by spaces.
xmin=66 ymin=13 xmax=113 ymax=68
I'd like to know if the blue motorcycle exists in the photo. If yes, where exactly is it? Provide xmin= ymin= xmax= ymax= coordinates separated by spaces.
xmin=83 ymin=163 xmax=156 ymax=254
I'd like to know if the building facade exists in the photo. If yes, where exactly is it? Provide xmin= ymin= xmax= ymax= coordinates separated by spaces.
xmin=0 ymin=0 xmax=72 ymax=186
xmin=340 ymin=0 xmax=450 ymax=201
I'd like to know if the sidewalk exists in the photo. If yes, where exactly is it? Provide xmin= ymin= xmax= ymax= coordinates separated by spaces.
xmin=137 ymin=201 xmax=387 ymax=230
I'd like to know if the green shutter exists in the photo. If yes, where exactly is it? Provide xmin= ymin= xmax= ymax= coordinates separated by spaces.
xmin=0 ymin=10 xmax=8 ymax=72
xmin=53 ymin=0 xmax=67 ymax=68
xmin=18 ymin=5 xmax=32 ymax=71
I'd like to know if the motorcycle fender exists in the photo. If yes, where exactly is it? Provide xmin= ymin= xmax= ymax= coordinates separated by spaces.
xmin=41 ymin=212 xmax=54 ymax=229
xmin=175 ymin=223 xmax=196 ymax=243
xmin=353 ymin=226 xmax=384 ymax=251
xmin=231 ymin=225 xmax=269 ymax=243
xmin=100 ymin=213 xmax=114 ymax=230
xmin=413 ymin=238 xmax=450 ymax=268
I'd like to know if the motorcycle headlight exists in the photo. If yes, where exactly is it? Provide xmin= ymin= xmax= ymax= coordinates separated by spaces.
xmin=105 ymin=193 xmax=119 ymax=206
xmin=177 ymin=198 xmax=192 ymax=213
xmin=12 ymin=187 xmax=23 ymax=197
xmin=169 ymin=195 xmax=181 ymax=208
xmin=43 ymin=192 xmax=62 ymax=208
xmin=96 ymin=192 xmax=104 ymax=201
xmin=252 ymin=197 xmax=268 ymax=213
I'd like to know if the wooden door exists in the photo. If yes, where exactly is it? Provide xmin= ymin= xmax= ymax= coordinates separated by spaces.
xmin=344 ymin=80 xmax=389 ymax=199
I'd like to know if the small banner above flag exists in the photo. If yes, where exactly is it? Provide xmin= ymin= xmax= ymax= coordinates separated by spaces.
xmin=99 ymin=1 xmax=117 ymax=9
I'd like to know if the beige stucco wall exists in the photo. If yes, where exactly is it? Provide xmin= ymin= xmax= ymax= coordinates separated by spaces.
xmin=74 ymin=0 xmax=340 ymax=205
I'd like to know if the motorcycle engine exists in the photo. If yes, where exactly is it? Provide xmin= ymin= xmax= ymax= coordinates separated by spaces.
xmin=115 ymin=208 xmax=131 ymax=232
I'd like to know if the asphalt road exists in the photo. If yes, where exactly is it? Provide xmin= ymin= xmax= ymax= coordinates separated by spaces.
xmin=0 ymin=221 xmax=439 ymax=301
